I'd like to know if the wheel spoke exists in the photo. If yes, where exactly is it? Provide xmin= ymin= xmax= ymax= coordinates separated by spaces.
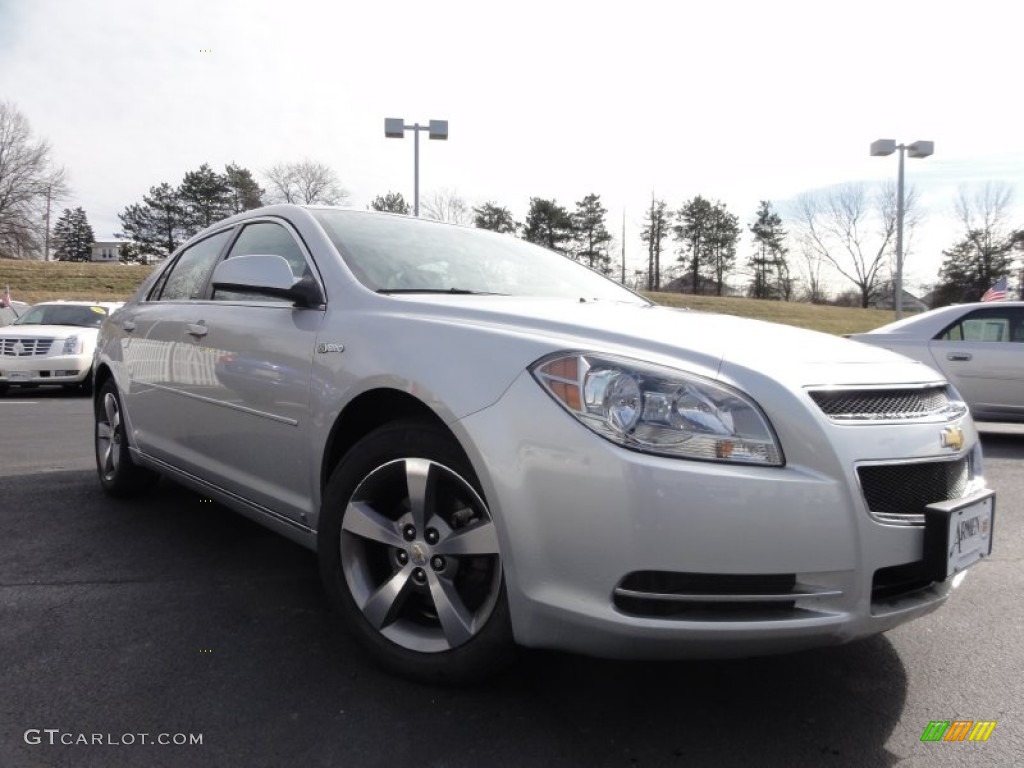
xmin=404 ymin=458 xmax=431 ymax=532
xmin=96 ymin=422 xmax=113 ymax=440
xmin=103 ymin=393 xmax=119 ymax=432
xmin=434 ymin=519 xmax=499 ymax=556
xmin=427 ymin=570 xmax=474 ymax=648
xmin=361 ymin=565 xmax=414 ymax=629
xmin=342 ymin=501 xmax=405 ymax=547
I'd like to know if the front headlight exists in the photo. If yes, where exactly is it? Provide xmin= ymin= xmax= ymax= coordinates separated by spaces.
xmin=531 ymin=352 xmax=784 ymax=466
xmin=62 ymin=335 xmax=83 ymax=355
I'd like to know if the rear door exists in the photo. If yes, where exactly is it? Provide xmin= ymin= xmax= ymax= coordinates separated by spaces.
xmin=119 ymin=229 xmax=234 ymax=461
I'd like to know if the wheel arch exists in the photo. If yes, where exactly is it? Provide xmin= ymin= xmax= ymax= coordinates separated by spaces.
xmin=320 ymin=388 xmax=464 ymax=495
xmin=92 ymin=362 xmax=115 ymax=412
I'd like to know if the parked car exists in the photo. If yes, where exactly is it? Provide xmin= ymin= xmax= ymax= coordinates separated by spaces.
xmin=0 ymin=300 xmax=30 ymax=327
xmin=1 ymin=300 xmax=122 ymax=395
xmin=93 ymin=205 xmax=995 ymax=682
xmin=849 ymin=302 xmax=1024 ymax=423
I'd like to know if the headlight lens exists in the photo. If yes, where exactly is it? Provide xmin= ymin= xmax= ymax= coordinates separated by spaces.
xmin=62 ymin=335 xmax=83 ymax=355
xmin=532 ymin=352 xmax=783 ymax=466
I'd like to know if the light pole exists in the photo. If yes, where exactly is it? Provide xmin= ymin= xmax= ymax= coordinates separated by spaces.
xmin=870 ymin=138 xmax=933 ymax=319
xmin=385 ymin=118 xmax=448 ymax=217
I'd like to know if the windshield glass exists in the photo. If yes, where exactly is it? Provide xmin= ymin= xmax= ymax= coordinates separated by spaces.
xmin=312 ymin=210 xmax=649 ymax=304
xmin=13 ymin=304 xmax=108 ymax=328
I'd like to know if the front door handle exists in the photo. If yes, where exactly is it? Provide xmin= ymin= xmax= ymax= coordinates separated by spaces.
xmin=947 ymin=352 xmax=972 ymax=362
xmin=186 ymin=322 xmax=208 ymax=338
xmin=122 ymin=320 xmax=136 ymax=333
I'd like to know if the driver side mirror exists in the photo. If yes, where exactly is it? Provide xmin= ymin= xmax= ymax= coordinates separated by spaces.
xmin=211 ymin=254 xmax=323 ymax=308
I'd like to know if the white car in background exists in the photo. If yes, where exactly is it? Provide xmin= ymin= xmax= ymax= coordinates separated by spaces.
xmin=849 ymin=302 xmax=1024 ymax=423
xmin=0 ymin=300 xmax=122 ymax=395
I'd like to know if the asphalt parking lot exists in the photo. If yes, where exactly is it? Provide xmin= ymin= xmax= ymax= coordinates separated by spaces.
xmin=1 ymin=388 xmax=1022 ymax=768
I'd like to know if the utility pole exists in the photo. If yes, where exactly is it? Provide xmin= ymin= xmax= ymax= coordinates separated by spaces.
xmin=620 ymin=210 xmax=625 ymax=284
xmin=44 ymin=185 xmax=52 ymax=261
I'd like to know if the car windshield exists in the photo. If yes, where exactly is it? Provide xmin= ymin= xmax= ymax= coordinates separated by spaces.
xmin=312 ymin=210 xmax=649 ymax=304
xmin=13 ymin=304 xmax=108 ymax=328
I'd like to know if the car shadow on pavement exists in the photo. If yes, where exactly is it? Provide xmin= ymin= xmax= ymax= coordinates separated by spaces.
xmin=1 ymin=469 xmax=909 ymax=768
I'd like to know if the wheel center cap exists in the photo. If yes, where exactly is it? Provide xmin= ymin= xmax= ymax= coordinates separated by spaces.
xmin=409 ymin=543 xmax=428 ymax=566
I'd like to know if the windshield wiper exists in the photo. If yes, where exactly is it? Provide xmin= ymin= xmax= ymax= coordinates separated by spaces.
xmin=377 ymin=288 xmax=504 ymax=296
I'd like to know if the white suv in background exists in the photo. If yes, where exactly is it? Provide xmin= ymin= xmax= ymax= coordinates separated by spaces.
xmin=0 ymin=301 xmax=122 ymax=395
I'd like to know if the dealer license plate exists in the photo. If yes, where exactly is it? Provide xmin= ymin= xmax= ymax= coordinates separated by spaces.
xmin=924 ymin=491 xmax=995 ymax=582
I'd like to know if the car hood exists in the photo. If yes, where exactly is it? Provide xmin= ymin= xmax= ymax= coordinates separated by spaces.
xmin=1 ymin=325 xmax=99 ymax=338
xmin=387 ymin=295 xmax=938 ymax=387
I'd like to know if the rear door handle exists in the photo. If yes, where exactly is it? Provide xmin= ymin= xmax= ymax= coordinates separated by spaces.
xmin=186 ymin=322 xmax=208 ymax=338
xmin=947 ymin=352 xmax=972 ymax=361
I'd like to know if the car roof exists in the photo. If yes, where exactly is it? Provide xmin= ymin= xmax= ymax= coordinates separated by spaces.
xmin=866 ymin=301 xmax=1024 ymax=336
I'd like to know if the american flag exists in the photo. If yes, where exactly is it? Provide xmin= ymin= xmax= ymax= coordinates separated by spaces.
xmin=0 ymin=285 xmax=11 ymax=309
xmin=981 ymin=276 xmax=1008 ymax=302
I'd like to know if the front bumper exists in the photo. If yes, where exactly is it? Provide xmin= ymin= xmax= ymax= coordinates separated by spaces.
xmin=0 ymin=353 xmax=92 ymax=386
xmin=453 ymin=371 xmax=985 ymax=658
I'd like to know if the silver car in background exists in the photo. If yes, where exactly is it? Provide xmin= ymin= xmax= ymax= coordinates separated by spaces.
xmin=850 ymin=302 xmax=1024 ymax=423
xmin=93 ymin=205 xmax=995 ymax=682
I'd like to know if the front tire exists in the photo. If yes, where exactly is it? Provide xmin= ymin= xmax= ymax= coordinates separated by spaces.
xmin=95 ymin=380 xmax=158 ymax=496
xmin=319 ymin=420 xmax=515 ymax=684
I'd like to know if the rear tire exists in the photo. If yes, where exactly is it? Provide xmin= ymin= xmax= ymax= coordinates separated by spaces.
xmin=319 ymin=420 xmax=516 ymax=684
xmin=95 ymin=380 xmax=158 ymax=497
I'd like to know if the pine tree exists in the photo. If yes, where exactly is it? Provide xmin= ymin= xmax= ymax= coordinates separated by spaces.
xmin=522 ymin=198 xmax=573 ymax=254
xmin=117 ymin=182 xmax=185 ymax=257
xmin=473 ymin=202 xmax=517 ymax=234
xmin=224 ymin=163 xmax=264 ymax=213
xmin=53 ymin=207 xmax=96 ymax=262
xmin=179 ymin=163 xmax=232 ymax=235
xmin=747 ymin=201 xmax=789 ymax=300
xmin=370 ymin=191 xmax=411 ymax=214
xmin=640 ymin=196 xmax=669 ymax=290
xmin=673 ymin=196 xmax=714 ymax=293
xmin=571 ymin=193 xmax=612 ymax=273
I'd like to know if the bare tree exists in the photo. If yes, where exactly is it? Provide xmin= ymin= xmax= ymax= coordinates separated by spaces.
xmin=0 ymin=102 xmax=69 ymax=259
xmin=421 ymin=188 xmax=471 ymax=225
xmin=954 ymin=181 xmax=1014 ymax=258
xmin=795 ymin=237 xmax=829 ymax=304
xmin=263 ymin=160 xmax=348 ymax=205
xmin=791 ymin=181 xmax=917 ymax=308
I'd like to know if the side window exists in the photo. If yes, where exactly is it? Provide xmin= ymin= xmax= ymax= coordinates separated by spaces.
xmin=156 ymin=231 xmax=233 ymax=301
xmin=214 ymin=221 xmax=310 ymax=303
xmin=939 ymin=308 xmax=1022 ymax=343
xmin=227 ymin=222 xmax=308 ymax=277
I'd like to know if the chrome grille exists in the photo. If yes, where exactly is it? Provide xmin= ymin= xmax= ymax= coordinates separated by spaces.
xmin=0 ymin=337 xmax=54 ymax=357
xmin=857 ymin=457 xmax=970 ymax=523
xmin=810 ymin=386 xmax=954 ymax=421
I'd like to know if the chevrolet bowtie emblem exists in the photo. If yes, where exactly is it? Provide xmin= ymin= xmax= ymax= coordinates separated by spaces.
xmin=940 ymin=425 xmax=964 ymax=451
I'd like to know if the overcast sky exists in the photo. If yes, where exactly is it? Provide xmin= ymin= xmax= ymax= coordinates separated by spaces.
xmin=2 ymin=0 xmax=1022 ymax=292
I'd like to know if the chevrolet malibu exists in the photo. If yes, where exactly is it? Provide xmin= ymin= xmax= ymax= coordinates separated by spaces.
xmin=93 ymin=205 xmax=995 ymax=682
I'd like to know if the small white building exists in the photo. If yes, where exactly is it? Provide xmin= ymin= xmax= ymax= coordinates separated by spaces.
xmin=91 ymin=239 xmax=130 ymax=262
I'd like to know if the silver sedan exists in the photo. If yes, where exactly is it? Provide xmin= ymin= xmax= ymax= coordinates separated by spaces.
xmin=849 ymin=302 xmax=1024 ymax=422
xmin=93 ymin=206 xmax=995 ymax=682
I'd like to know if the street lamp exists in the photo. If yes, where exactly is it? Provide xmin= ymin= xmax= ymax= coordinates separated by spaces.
xmin=385 ymin=118 xmax=448 ymax=217
xmin=870 ymin=138 xmax=933 ymax=319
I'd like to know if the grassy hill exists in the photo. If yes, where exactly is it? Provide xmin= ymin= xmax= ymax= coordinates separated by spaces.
xmin=0 ymin=259 xmax=900 ymax=335
xmin=0 ymin=260 xmax=156 ymax=304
